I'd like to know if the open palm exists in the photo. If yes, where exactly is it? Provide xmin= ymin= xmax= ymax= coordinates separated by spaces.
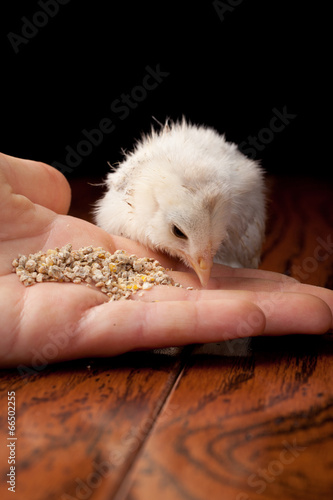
xmin=0 ymin=153 xmax=332 ymax=368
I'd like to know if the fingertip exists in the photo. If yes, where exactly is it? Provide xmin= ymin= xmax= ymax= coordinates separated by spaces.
xmin=262 ymin=293 xmax=333 ymax=335
xmin=308 ymin=296 xmax=333 ymax=333
xmin=36 ymin=161 xmax=72 ymax=215
xmin=229 ymin=301 xmax=266 ymax=340
xmin=1 ymin=153 xmax=72 ymax=214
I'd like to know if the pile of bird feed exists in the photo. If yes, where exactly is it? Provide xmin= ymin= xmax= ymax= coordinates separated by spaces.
xmin=12 ymin=244 xmax=181 ymax=301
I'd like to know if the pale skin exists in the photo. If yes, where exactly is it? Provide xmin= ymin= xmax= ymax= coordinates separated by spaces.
xmin=0 ymin=153 xmax=332 ymax=368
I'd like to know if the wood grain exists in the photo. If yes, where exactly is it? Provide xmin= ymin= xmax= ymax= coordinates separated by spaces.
xmin=0 ymin=176 xmax=332 ymax=500
xmin=0 ymin=350 xmax=188 ymax=500
xmin=261 ymin=177 xmax=333 ymax=286
xmin=123 ymin=336 xmax=333 ymax=500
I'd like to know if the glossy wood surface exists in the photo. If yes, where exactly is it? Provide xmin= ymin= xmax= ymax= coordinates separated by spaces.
xmin=0 ymin=175 xmax=332 ymax=500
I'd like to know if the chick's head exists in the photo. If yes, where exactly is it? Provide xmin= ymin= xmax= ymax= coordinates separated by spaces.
xmin=133 ymin=174 xmax=230 ymax=287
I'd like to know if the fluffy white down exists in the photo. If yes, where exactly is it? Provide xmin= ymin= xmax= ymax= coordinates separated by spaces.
xmin=94 ymin=119 xmax=266 ymax=278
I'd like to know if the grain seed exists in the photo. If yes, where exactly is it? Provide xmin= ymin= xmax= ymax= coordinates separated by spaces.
xmin=12 ymin=244 xmax=183 ymax=301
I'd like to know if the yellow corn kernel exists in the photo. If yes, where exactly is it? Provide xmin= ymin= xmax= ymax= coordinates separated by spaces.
xmin=109 ymin=263 xmax=116 ymax=272
xmin=127 ymin=284 xmax=138 ymax=290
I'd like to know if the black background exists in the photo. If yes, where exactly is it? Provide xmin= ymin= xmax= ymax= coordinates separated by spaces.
xmin=1 ymin=1 xmax=330 ymax=179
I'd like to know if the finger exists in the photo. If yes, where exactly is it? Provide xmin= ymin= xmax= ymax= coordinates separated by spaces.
xmin=211 ymin=264 xmax=300 ymax=284
xmin=74 ymin=298 xmax=265 ymax=357
xmin=153 ymin=266 xmax=300 ymax=291
xmin=168 ymin=268 xmax=333 ymax=303
xmin=134 ymin=285 xmax=333 ymax=334
xmin=258 ymin=292 xmax=332 ymax=335
xmin=0 ymin=153 xmax=71 ymax=214
xmin=74 ymin=286 xmax=332 ymax=359
xmin=209 ymin=277 xmax=333 ymax=326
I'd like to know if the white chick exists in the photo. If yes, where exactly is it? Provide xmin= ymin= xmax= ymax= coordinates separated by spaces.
xmin=94 ymin=119 xmax=266 ymax=287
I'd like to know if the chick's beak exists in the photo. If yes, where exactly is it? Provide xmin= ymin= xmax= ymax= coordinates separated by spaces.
xmin=187 ymin=252 xmax=213 ymax=288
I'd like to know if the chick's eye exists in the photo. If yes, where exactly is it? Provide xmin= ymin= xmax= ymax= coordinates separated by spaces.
xmin=172 ymin=225 xmax=188 ymax=239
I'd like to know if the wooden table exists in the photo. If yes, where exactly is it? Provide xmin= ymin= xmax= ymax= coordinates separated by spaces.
xmin=1 ymin=176 xmax=332 ymax=500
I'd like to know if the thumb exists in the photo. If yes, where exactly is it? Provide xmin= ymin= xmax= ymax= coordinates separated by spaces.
xmin=0 ymin=153 xmax=71 ymax=215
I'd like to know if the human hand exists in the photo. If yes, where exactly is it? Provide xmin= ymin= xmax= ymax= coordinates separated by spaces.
xmin=0 ymin=153 xmax=332 ymax=368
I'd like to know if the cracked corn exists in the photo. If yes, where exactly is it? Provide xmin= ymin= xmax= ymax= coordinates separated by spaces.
xmin=12 ymin=244 xmax=180 ymax=301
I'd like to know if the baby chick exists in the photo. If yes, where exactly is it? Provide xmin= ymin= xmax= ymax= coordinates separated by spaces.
xmin=94 ymin=119 xmax=266 ymax=287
